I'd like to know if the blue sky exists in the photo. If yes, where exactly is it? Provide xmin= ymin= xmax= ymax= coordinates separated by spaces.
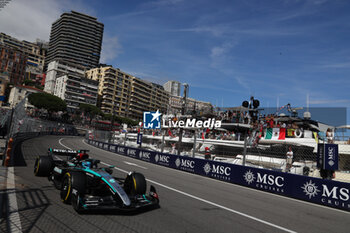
xmin=0 ymin=0 xmax=349 ymax=125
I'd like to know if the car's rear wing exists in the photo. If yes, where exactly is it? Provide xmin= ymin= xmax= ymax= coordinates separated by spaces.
xmin=47 ymin=148 xmax=90 ymax=159
xmin=49 ymin=148 xmax=78 ymax=155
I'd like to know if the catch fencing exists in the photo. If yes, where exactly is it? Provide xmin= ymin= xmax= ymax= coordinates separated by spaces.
xmin=1 ymin=98 xmax=77 ymax=165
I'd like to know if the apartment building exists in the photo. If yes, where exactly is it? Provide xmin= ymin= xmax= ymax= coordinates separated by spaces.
xmin=168 ymin=95 xmax=213 ymax=115
xmin=129 ymin=77 xmax=169 ymax=120
xmin=0 ymin=46 xmax=27 ymax=85
xmin=54 ymin=73 xmax=98 ymax=112
xmin=44 ymin=60 xmax=85 ymax=94
xmin=0 ymin=33 xmax=47 ymax=75
xmin=45 ymin=11 xmax=104 ymax=70
xmin=86 ymin=66 xmax=131 ymax=116
xmin=0 ymin=72 xmax=9 ymax=105
xmin=86 ymin=66 xmax=169 ymax=120
xmin=163 ymin=80 xmax=181 ymax=96
xmin=8 ymin=85 xmax=44 ymax=108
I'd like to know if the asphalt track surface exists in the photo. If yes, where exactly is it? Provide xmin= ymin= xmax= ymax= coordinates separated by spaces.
xmin=6 ymin=135 xmax=350 ymax=233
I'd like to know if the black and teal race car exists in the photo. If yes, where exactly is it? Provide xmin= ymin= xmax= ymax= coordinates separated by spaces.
xmin=34 ymin=148 xmax=159 ymax=213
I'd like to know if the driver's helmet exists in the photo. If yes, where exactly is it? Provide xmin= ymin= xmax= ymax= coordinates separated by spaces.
xmin=81 ymin=161 xmax=92 ymax=169
xmin=76 ymin=152 xmax=89 ymax=160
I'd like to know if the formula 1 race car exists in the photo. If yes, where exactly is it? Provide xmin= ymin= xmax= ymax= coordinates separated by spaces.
xmin=34 ymin=148 xmax=159 ymax=213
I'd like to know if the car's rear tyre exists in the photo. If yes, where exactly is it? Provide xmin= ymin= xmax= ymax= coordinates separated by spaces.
xmin=34 ymin=156 xmax=53 ymax=177
xmin=124 ymin=172 xmax=147 ymax=195
xmin=60 ymin=172 xmax=86 ymax=204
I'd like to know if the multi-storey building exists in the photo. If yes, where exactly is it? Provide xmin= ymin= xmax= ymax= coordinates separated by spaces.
xmin=86 ymin=66 xmax=169 ymax=120
xmin=45 ymin=11 xmax=104 ymax=70
xmin=168 ymin=95 xmax=213 ymax=115
xmin=0 ymin=33 xmax=47 ymax=76
xmin=54 ymin=73 xmax=98 ymax=112
xmin=44 ymin=60 xmax=85 ymax=94
xmin=163 ymin=80 xmax=181 ymax=96
xmin=129 ymin=77 xmax=169 ymax=120
xmin=86 ymin=66 xmax=131 ymax=116
xmin=8 ymin=85 xmax=44 ymax=108
xmin=0 ymin=72 xmax=9 ymax=105
xmin=0 ymin=46 xmax=27 ymax=85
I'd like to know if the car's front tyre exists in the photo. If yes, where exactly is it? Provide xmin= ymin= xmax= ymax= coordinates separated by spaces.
xmin=124 ymin=172 xmax=147 ymax=196
xmin=60 ymin=172 xmax=86 ymax=204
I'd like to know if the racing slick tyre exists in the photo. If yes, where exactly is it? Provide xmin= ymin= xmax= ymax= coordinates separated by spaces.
xmin=61 ymin=172 xmax=86 ymax=204
xmin=71 ymin=191 xmax=85 ymax=214
xmin=34 ymin=156 xmax=53 ymax=177
xmin=124 ymin=172 xmax=147 ymax=196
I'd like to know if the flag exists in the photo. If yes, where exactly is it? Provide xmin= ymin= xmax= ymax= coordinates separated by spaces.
xmin=287 ymin=129 xmax=295 ymax=137
xmin=313 ymin=132 xmax=318 ymax=144
xmin=265 ymin=128 xmax=272 ymax=139
xmin=278 ymin=128 xmax=286 ymax=140
xmin=168 ymin=129 xmax=173 ymax=137
xmin=271 ymin=128 xmax=280 ymax=140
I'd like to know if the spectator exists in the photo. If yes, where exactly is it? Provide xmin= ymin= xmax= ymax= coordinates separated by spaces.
xmin=204 ymin=147 xmax=211 ymax=160
xmin=326 ymin=128 xmax=334 ymax=143
xmin=286 ymin=146 xmax=293 ymax=172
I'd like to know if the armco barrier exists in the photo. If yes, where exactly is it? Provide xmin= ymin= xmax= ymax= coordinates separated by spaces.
xmin=88 ymin=139 xmax=350 ymax=211
xmin=3 ymin=131 xmax=78 ymax=166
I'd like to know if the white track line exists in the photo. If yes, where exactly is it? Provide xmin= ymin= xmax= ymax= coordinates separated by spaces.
xmin=60 ymin=138 xmax=297 ymax=233
xmin=7 ymin=166 xmax=23 ymax=233
xmin=123 ymin=161 xmax=148 ymax=169
xmin=59 ymin=138 xmax=71 ymax=149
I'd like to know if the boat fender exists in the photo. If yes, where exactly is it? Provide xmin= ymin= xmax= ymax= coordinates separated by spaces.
xmin=295 ymin=129 xmax=303 ymax=138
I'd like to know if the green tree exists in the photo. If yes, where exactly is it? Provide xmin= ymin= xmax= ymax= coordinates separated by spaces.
xmin=101 ymin=114 xmax=138 ymax=127
xmin=28 ymin=92 xmax=67 ymax=112
xmin=79 ymin=103 xmax=103 ymax=125
xmin=23 ymin=79 xmax=36 ymax=86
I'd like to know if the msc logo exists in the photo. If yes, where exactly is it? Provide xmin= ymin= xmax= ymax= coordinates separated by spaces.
xmin=139 ymin=151 xmax=151 ymax=160
xmin=127 ymin=149 xmax=137 ymax=157
xmin=203 ymin=163 xmax=231 ymax=176
xmin=243 ymin=170 xmax=285 ymax=193
xmin=155 ymin=154 xmax=170 ymax=164
xmin=143 ymin=110 xmax=161 ymax=129
xmin=175 ymin=158 xmax=195 ymax=168
xmin=117 ymin=147 xmax=125 ymax=154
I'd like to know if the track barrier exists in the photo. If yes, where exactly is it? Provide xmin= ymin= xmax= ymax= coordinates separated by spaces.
xmin=4 ymin=138 xmax=13 ymax=167
xmin=87 ymin=139 xmax=350 ymax=212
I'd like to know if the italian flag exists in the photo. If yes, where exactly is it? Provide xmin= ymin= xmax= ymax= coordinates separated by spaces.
xmin=265 ymin=128 xmax=285 ymax=140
